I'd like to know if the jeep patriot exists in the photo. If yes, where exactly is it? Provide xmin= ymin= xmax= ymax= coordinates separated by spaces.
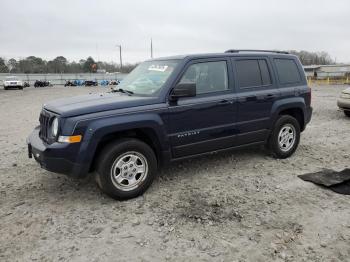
xmin=27 ymin=50 xmax=313 ymax=200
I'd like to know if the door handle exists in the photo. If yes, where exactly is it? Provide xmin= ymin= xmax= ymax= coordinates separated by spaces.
xmin=217 ymin=99 xmax=232 ymax=105
xmin=238 ymin=96 xmax=257 ymax=103
xmin=246 ymin=96 xmax=257 ymax=102
xmin=265 ymin=94 xmax=276 ymax=100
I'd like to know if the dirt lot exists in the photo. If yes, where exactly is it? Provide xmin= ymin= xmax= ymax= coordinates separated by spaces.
xmin=0 ymin=85 xmax=349 ymax=262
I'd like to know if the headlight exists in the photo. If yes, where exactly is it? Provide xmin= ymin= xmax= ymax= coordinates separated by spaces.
xmin=51 ymin=117 xmax=59 ymax=137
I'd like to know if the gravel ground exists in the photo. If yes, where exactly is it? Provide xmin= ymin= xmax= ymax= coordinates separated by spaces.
xmin=0 ymin=85 xmax=349 ymax=262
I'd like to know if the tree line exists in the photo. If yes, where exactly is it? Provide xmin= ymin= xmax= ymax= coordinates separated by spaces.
xmin=0 ymin=56 xmax=137 ymax=74
xmin=288 ymin=50 xmax=335 ymax=65
xmin=0 ymin=50 xmax=337 ymax=74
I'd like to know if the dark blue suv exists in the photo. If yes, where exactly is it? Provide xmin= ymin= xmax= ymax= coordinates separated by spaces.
xmin=27 ymin=50 xmax=312 ymax=199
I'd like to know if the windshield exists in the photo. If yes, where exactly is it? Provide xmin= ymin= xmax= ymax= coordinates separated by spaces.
xmin=116 ymin=60 xmax=179 ymax=95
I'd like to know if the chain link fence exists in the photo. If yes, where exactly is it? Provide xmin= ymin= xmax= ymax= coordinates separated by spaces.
xmin=0 ymin=73 xmax=127 ymax=86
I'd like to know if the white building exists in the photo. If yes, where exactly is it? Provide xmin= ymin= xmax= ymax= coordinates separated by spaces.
xmin=303 ymin=64 xmax=350 ymax=79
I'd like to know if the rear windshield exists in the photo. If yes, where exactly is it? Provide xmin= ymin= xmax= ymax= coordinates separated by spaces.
xmin=274 ymin=59 xmax=301 ymax=84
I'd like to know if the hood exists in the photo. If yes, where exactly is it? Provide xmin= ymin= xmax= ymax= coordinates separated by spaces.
xmin=342 ymin=87 xmax=350 ymax=94
xmin=44 ymin=92 xmax=159 ymax=117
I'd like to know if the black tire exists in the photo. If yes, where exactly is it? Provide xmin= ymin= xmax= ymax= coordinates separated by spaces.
xmin=19 ymin=86 xmax=23 ymax=90
xmin=95 ymin=138 xmax=157 ymax=200
xmin=344 ymin=111 xmax=350 ymax=117
xmin=4 ymin=86 xmax=8 ymax=90
xmin=268 ymin=115 xmax=300 ymax=159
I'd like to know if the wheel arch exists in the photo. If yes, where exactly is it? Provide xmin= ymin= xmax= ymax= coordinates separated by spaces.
xmin=90 ymin=127 xmax=164 ymax=172
xmin=278 ymin=107 xmax=304 ymax=131
xmin=271 ymin=98 xmax=307 ymax=131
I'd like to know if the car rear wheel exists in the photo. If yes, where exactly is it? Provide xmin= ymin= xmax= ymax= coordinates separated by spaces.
xmin=344 ymin=111 xmax=350 ymax=117
xmin=268 ymin=115 xmax=300 ymax=159
xmin=95 ymin=138 xmax=157 ymax=200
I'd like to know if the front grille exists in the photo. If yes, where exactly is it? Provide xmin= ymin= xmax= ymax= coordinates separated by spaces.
xmin=39 ymin=110 xmax=52 ymax=143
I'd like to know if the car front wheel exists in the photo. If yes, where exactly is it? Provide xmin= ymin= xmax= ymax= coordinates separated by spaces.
xmin=95 ymin=138 xmax=157 ymax=200
xmin=268 ymin=115 xmax=300 ymax=159
xmin=344 ymin=111 xmax=350 ymax=117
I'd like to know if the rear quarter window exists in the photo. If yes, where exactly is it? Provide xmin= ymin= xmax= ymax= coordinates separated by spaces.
xmin=274 ymin=58 xmax=301 ymax=84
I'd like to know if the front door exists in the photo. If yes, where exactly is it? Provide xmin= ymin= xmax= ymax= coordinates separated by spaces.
xmin=168 ymin=59 xmax=237 ymax=158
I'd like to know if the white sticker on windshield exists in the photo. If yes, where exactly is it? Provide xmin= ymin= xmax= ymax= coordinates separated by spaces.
xmin=148 ymin=65 xmax=168 ymax=72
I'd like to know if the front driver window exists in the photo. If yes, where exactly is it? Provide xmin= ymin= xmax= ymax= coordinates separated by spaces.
xmin=179 ymin=61 xmax=229 ymax=95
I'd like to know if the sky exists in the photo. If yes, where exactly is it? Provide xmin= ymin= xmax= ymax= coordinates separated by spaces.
xmin=1 ymin=0 xmax=350 ymax=64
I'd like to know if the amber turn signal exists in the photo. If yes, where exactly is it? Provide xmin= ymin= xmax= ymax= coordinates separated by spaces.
xmin=58 ymin=135 xmax=82 ymax=143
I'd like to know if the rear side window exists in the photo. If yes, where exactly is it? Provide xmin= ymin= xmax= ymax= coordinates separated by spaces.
xmin=274 ymin=59 xmax=301 ymax=84
xmin=259 ymin=60 xmax=272 ymax=85
xmin=236 ymin=59 xmax=271 ymax=88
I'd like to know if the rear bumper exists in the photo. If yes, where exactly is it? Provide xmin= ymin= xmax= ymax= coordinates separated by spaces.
xmin=27 ymin=127 xmax=88 ymax=178
xmin=305 ymin=106 xmax=313 ymax=124
xmin=301 ymin=106 xmax=313 ymax=131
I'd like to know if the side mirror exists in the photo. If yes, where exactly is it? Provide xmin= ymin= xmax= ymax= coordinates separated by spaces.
xmin=170 ymin=82 xmax=196 ymax=101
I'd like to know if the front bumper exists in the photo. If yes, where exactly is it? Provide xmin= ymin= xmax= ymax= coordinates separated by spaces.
xmin=337 ymin=98 xmax=350 ymax=110
xmin=27 ymin=127 xmax=88 ymax=178
xmin=4 ymin=85 xmax=23 ymax=88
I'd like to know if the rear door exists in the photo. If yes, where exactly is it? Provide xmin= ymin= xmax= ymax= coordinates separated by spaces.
xmin=231 ymin=57 xmax=280 ymax=145
xmin=168 ymin=58 xmax=237 ymax=158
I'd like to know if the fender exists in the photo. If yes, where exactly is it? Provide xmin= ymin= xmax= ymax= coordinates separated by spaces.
xmin=269 ymin=97 xmax=306 ymax=129
xmin=73 ymin=112 xmax=170 ymax=172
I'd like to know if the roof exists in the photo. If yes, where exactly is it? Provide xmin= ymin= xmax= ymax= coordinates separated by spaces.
xmin=151 ymin=51 xmax=294 ymax=61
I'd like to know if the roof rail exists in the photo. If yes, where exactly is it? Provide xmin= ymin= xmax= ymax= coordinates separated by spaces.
xmin=225 ymin=49 xmax=289 ymax=54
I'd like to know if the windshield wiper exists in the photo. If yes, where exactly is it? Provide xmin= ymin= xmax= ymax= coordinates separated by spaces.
xmin=111 ymin=88 xmax=134 ymax=95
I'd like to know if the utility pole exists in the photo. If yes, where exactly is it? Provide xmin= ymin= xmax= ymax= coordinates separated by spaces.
xmin=150 ymin=38 xmax=153 ymax=59
xmin=115 ymin=44 xmax=123 ymax=71
xmin=96 ymin=43 xmax=100 ymax=62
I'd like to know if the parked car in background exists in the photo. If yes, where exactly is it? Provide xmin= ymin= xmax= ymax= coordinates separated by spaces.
xmin=3 ymin=76 xmax=24 ymax=90
xmin=34 ymin=80 xmax=52 ymax=88
xmin=85 ymin=80 xmax=98 ymax=86
xmin=99 ymin=80 xmax=110 ymax=86
xmin=337 ymin=87 xmax=350 ymax=117
xmin=64 ymin=80 xmax=77 ymax=87
xmin=73 ymin=80 xmax=85 ymax=86
xmin=109 ymin=80 xmax=120 ymax=85
xmin=27 ymin=50 xmax=312 ymax=200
